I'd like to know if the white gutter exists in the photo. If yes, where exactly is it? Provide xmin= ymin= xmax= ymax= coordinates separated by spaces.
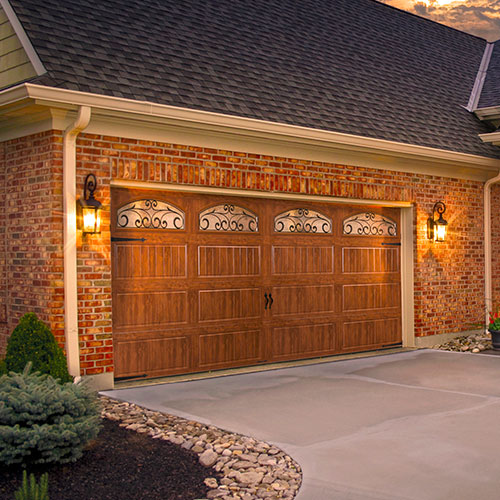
xmin=63 ymin=106 xmax=91 ymax=378
xmin=484 ymin=170 xmax=500 ymax=324
xmin=0 ymin=83 xmax=500 ymax=171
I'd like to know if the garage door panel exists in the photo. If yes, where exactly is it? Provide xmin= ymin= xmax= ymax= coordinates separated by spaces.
xmin=342 ymin=283 xmax=400 ymax=311
xmin=272 ymin=323 xmax=337 ymax=360
xmin=112 ymin=188 xmax=403 ymax=379
xmin=114 ymin=244 xmax=187 ymax=279
xmin=272 ymin=246 xmax=334 ymax=275
xmin=342 ymin=318 xmax=401 ymax=349
xmin=271 ymin=285 xmax=335 ymax=316
xmin=114 ymin=291 xmax=188 ymax=328
xmin=198 ymin=246 xmax=261 ymax=277
xmin=115 ymin=336 xmax=190 ymax=377
xmin=198 ymin=330 xmax=262 ymax=367
xmin=342 ymin=247 xmax=399 ymax=274
xmin=198 ymin=288 xmax=262 ymax=322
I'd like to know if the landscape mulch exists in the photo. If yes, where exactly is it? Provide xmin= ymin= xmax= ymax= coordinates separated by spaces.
xmin=0 ymin=418 xmax=220 ymax=500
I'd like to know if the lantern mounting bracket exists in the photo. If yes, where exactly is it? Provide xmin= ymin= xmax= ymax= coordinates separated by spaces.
xmin=427 ymin=201 xmax=448 ymax=242
xmin=78 ymin=173 xmax=102 ymax=235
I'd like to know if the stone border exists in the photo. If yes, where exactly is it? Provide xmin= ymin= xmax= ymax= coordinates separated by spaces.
xmin=431 ymin=332 xmax=492 ymax=353
xmin=100 ymin=396 xmax=302 ymax=500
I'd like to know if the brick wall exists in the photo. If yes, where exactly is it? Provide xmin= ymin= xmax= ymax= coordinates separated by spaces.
xmin=79 ymin=133 xmax=485 ymax=341
xmin=2 ymin=131 xmax=65 ymax=354
xmin=0 ymin=129 xmax=488 ymax=374
xmin=491 ymin=184 xmax=500 ymax=308
xmin=76 ymin=138 xmax=113 ymax=377
xmin=0 ymin=141 xmax=6 ymax=353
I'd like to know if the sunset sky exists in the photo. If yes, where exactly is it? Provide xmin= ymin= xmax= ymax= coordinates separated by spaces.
xmin=379 ymin=0 xmax=500 ymax=41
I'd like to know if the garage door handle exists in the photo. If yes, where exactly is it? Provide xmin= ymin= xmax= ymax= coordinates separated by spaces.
xmin=269 ymin=293 xmax=274 ymax=309
xmin=264 ymin=293 xmax=269 ymax=309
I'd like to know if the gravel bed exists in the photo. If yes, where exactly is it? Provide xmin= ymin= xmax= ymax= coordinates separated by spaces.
xmin=431 ymin=331 xmax=492 ymax=353
xmin=101 ymin=396 xmax=302 ymax=500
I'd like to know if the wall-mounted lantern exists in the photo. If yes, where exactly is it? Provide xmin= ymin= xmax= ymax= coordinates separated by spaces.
xmin=78 ymin=174 xmax=102 ymax=235
xmin=427 ymin=201 xmax=448 ymax=242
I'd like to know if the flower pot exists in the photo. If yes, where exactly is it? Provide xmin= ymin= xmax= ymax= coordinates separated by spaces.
xmin=489 ymin=329 xmax=500 ymax=350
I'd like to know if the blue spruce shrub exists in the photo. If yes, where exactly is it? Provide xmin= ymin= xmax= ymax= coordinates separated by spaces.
xmin=5 ymin=313 xmax=71 ymax=383
xmin=0 ymin=363 xmax=101 ymax=466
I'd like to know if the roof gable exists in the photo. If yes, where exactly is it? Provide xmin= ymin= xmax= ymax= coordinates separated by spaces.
xmin=0 ymin=1 xmax=45 ymax=89
xmin=7 ymin=0 xmax=500 ymax=159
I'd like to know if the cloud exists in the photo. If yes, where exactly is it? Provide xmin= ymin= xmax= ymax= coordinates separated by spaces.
xmin=381 ymin=0 xmax=500 ymax=40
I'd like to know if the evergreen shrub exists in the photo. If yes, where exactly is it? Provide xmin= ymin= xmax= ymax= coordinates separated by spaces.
xmin=14 ymin=471 xmax=49 ymax=500
xmin=4 ymin=313 xmax=71 ymax=383
xmin=0 ymin=363 xmax=101 ymax=466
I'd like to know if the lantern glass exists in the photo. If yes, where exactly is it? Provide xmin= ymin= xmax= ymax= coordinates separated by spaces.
xmin=79 ymin=174 xmax=102 ymax=235
xmin=82 ymin=206 xmax=100 ymax=234
xmin=435 ymin=222 xmax=446 ymax=242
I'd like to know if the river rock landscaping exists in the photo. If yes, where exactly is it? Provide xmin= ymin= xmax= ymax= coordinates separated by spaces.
xmin=101 ymin=396 xmax=302 ymax=500
xmin=432 ymin=331 xmax=492 ymax=353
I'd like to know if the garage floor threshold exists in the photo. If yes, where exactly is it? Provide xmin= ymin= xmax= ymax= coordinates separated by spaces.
xmin=113 ymin=346 xmax=417 ymax=389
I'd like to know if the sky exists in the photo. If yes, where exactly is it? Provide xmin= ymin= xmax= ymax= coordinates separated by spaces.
xmin=379 ymin=0 xmax=500 ymax=41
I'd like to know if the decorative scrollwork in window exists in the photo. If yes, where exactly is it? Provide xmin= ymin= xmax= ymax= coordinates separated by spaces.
xmin=199 ymin=204 xmax=258 ymax=232
xmin=117 ymin=199 xmax=185 ymax=229
xmin=343 ymin=212 xmax=397 ymax=236
xmin=274 ymin=208 xmax=332 ymax=233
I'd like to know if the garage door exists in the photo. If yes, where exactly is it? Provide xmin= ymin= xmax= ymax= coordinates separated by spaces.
xmin=111 ymin=188 xmax=402 ymax=379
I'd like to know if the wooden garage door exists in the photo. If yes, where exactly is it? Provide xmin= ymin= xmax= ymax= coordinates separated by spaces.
xmin=111 ymin=188 xmax=401 ymax=379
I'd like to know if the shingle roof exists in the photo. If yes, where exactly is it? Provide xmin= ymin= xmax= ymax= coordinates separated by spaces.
xmin=478 ymin=40 xmax=500 ymax=109
xmin=9 ymin=0 xmax=500 ymax=159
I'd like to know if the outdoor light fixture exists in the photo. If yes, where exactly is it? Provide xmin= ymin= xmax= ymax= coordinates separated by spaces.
xmin=78 ymin=174 xmax=102 ymax=234
xmin=427 ymin=201 xmax=448 ymax=242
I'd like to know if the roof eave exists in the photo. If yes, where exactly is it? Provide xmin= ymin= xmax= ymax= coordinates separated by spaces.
xmin=2 ymin=83 xmax=500 ymax=175
xmin=475 ymin=105 xmax=500 ymax=122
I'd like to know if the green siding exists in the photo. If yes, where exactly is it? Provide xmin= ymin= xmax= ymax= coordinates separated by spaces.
xmin=0 ymin=6 xmax=36 ymax=88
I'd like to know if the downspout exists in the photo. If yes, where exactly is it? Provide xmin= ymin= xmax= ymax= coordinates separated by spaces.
xmin=63 ymin=106 xmax=91 ymax=379
xmin=484 ymin=170 xmax=500 ymax=325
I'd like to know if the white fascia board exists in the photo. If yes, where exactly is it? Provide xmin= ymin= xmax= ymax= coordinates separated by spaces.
xmin=475 ymin=106 xmax=500 ymax=121
xmin=2 ymin=83 xmax=500 ymax=172
xmin=479 ymin=130 xmax=500 ymax=144
xmin=0 ymin=0 xmax=46 ymax=76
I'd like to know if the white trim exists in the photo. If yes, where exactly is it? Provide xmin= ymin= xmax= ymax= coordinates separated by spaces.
xmin=400 ymin=206 xmax=415 ymax=347
xmin=0 ymin=0 xmax=46 ymax=76
xmin=0 ymin=83 xmax=499 ymax=172
xmin=111 ymin=180 xmax=414 ymax=208
xmin=466 ymin=43 xmax=494 ymax=112
xmin=480 ymin=130 xmax=500 ymax=145
xmin=63 ymin=106 xmax=91 ymax=378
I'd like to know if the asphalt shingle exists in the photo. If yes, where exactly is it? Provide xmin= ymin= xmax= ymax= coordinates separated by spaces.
xmin=8 ymin=0 xmax=500 ymax=158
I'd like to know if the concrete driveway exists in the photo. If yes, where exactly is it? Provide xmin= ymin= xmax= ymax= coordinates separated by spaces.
xmin=102 ymin=350 xmax=500 ymax=500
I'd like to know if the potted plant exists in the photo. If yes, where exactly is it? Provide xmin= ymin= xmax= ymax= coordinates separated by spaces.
xmin=488 ymin=311 xmax=500 ymax=350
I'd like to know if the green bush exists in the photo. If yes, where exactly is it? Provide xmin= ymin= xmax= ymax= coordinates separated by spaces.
xmin=14 ymin=471 xmax=49 ymax=500
xmin=5 ymin=313 xmax=71 ymax=383
xmin=0 ymin=358 xmax=6 ymax=376
xmin=0 ymin=363 xmax=101 ymax=466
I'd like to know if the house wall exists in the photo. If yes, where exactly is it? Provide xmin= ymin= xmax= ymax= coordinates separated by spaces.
xmin=1 ymin=131 xmax=65 ymax=356
xmin=0 ymin=130 xmax=488 ymax=374
xmin=0 ymin=140 xmax=7 ymax=352
xmin=491 ymin=184 xmax=500 ymax=308
xmin=0 ymin=7 xmax=38 ymax=90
